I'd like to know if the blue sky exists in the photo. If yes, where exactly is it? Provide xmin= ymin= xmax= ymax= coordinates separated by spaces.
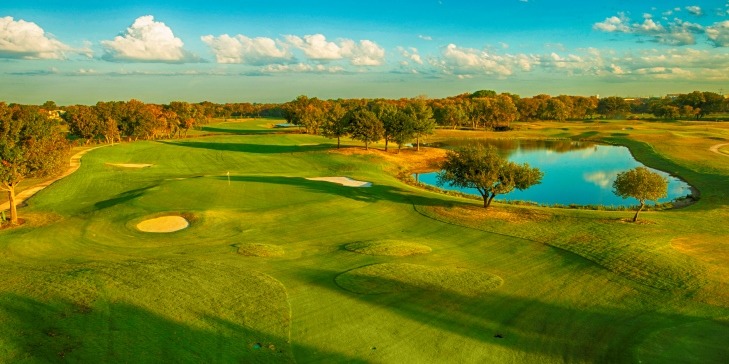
xmin=2 ymin=1 xmax=729 ymax=104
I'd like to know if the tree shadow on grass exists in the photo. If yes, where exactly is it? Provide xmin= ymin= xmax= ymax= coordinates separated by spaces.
xmin=220 ymin=175 xmax=454 ymax=208
xmin=93 ymin=186 xmax=158 ymax=210
xmin=0 ymin=293 xmax=369 ymax=364
xmin=199 ymin=126 xmax=298 ymax=135
xmin=157 ymin=140 xmax=331 ymax=154
xmin=292 ymin=267 xmax=729 ymax=363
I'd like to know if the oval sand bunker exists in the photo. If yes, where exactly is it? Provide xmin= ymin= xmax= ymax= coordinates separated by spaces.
xmin=137 ymin=216 xmax=189 ymax=233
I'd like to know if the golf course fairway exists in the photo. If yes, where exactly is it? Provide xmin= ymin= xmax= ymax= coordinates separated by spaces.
xmin=2 ymin=119 xmax=729 ymax=363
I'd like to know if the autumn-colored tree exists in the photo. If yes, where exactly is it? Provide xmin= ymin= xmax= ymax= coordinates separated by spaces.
xmin=63 ymin=105 xmax=102 ymax=143
xmin=612 ymin=167 xmax=668 ymax=222
xmin=0 ymin=104 xmax=70 ymax=225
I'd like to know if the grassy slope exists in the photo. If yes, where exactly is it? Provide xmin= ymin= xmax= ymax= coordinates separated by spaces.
xmin=0 ymin=120 xmax=728 ymax=363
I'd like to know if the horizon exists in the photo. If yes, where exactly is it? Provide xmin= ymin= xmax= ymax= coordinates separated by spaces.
xmin=2 ymin=1 xmax=729 ymax=104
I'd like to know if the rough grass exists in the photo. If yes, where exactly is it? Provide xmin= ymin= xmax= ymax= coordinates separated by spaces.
xmin=238 ymin=243 xmax=285 ymax=257
xmin=720 ymin=145 xmax=729 ymax=155
xmin=335 ymin=263 xmax=503 ymax=296
xmin=344 ymin=240 xmax=432 ymax=256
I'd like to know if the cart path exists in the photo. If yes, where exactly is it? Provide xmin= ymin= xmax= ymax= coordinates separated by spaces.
xmin=1 ymin=145 xmax=108 ymax=212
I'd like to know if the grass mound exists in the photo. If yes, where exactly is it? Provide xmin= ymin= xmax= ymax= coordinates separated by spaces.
xmin=238 ymin=243 xmax=285 ymax=257
xmin=344 ymin=240 xmax=432 ymax=256
xmin=335 ymin=263 xmax=503 ymax=296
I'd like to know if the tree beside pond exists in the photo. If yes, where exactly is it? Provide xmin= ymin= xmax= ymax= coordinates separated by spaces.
xmin=612 ymin=167 xmax=668 ymax=222
xmin=437 ymin=144 xmax=544 ymax=208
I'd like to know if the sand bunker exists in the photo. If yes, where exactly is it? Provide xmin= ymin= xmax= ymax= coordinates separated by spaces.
xmin=137 ymin=216 xmax=189 ymax=233
xmin=306 ymin=177 xmax=372 ymax=187
xmin=108 ymin=163 xmax=153 ymax=168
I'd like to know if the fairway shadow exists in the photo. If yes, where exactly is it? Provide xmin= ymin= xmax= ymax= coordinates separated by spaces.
xmin=0 ymin=292 xmax=370 ymax=363
xmin=157 ymin=140 xmax=331 ymax=154
xmin=292 ymin=267 xmax=729 ymax=363
xmin=200 ymin=126 xmax=297 ymax=135
xmin=93 ymin=186 xmax=157 ymax=210
xmin=220 ymin=175 xmax=452 ymax=208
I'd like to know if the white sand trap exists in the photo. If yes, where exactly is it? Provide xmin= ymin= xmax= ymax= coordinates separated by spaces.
xmin=307 ymin=177 xmax=372 ymax=187
xmin=137 ymin=216 xmax=189 ymax=233
xmin=298 ymin=143 xmax=320 ymax=146
xmin=108 ymin=163 xmax=153 ymax=168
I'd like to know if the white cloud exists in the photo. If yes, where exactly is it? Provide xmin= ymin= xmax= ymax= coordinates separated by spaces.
xmin=593 ymin=13 xmax=703 ymax=46
xmin=284 ymin=34 xmax=385 ymax=66
xmin=101 ymin=15 xmax=202 ymax=63
xmin=201 ymin=34 xmax=291 ymax=64
xmin=418 ymin=35 xmax=433 ymax=41
xmin=340 ymin=39 xmax=386 ymax=66
xmin=706 ymin=21 xmax=729 ymax=46
xmin=397 ymin=46 xmax=424 ymax=65
xmin=438 ymin=44 xmax=538 ymax=76
xmin=0 ymin=16 xmax=91 ymax=60
xmin=259 ymin=63 xmax=344 ymax=73
xmin=685 ymin=6 xmax=703 ymax=16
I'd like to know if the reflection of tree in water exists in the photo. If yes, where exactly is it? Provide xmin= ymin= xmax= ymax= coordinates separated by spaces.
xmin=434 ymin=139 xmax=596 ymax=157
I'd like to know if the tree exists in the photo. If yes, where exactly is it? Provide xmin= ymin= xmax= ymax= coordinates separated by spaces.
xmin=437 ymin=144 xmax=544 ymax=208
xmin=612 ymin=167 xmax=668 ymax=222
xmin=0 ymin=104 xmax=70 ymax=225
xmin=322 ymin=103 xmax=350 ymax=149
xmin=64 ymin=105 xmax=102 ymax=143
xmin=348 ymin=108 xmax=384 ymax=150
xmin=373 ymin=103 xmax=398 ymax=151
xmin=471 ymin=90 xmax=497 ymax=98
xmin=597 ymin=97 xmax=630 ymax=118
xmin=545 ymin=99 xmax=569 ymax=122
xmin=405 ymin=98 xmax=436 ymax=151
xmin=389 ymin=111 xmax=417 ymax=153
xmin=437 ymin=103 xmax=467 ymax=130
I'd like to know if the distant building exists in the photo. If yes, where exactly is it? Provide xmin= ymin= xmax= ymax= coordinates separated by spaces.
xmin=665 ymin=94 xmax=681 ymax=100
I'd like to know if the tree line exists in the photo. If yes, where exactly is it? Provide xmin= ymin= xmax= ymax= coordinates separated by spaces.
xmin=283 ymin=95 xmax=437 ymax=152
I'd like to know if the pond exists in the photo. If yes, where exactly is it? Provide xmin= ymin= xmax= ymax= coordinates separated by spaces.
xmin=415 ymin=139 xmax=693 ymax=207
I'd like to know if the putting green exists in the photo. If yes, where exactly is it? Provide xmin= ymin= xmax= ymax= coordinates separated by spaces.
xmin=335 ymin=263 xmax=503 ymax=295
xmin=238 ymin=243 xmax=285 ymax=257
xmin=344 ymin=240 xmax=432 ymax=256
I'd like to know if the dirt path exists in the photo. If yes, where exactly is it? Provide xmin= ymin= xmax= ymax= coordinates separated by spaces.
xmin=1 ymin=145 xmax=108 ymax=212
xmin=709 ymin=143 xmax=729 ymax=157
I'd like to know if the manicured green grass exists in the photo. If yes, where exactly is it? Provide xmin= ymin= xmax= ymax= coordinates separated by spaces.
xmin=238 ymin=243 xmax=285 ymax=257
xmin=2 ymin=121 xmax=729 ymax=363
xmin=335 ymin=263 xmax=503 ymax=295
xmin=344 ymin=240 xmax=432 ymax=256
xmin=197 ymin=117 xmax=294 ymax=135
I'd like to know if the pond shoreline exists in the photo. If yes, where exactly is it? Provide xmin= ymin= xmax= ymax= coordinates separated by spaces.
xmin=401 ymin=137 xmax=699 ymax=211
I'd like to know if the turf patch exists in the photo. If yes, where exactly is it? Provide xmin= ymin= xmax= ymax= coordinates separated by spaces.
xmin=335 ymin=263 xmax=503 ymax=296
xmin=238 ymin=243 xmax=285 ymax=257
xmin=344 ymin=240 xmax=432 ymax=256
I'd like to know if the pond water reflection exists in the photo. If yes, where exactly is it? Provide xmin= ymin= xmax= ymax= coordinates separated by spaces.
xmin=416 ymin=139 xmax=692 ymax=207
